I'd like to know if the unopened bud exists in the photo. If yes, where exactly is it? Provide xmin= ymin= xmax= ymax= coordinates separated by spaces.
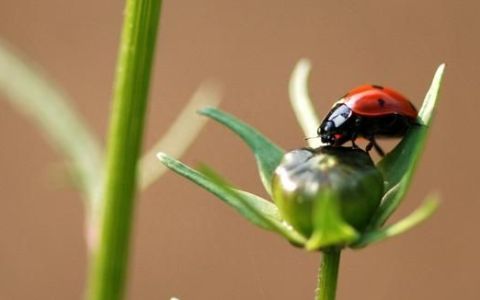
xmin=272 ymin=146 xmax=383 ymax=249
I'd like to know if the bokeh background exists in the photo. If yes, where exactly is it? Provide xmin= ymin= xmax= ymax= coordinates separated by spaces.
xmin=0 ymin=0 xmax=478 ymax=299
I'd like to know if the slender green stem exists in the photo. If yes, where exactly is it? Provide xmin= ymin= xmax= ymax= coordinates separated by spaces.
xmin=85 ymin=0 xmax=162 ymax=299
xmin=316 ymin=250 xmax=341 ymax=300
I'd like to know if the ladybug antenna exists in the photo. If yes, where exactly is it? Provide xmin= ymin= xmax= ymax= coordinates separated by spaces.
xmin=305 ymin=136 xmax=320 ymax=141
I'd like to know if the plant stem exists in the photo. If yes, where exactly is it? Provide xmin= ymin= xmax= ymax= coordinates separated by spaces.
xmin=85 ymin=0 xmax=162 ymax=299
xmin=315 ymin=249 xmax=341 ymax=300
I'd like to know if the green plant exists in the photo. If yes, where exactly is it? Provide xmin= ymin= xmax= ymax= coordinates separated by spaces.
xmin=0 ymin=0 xmax=445 ymax=297
xmin=0 ymin=1 xmax=220 ymax=299
xmin=158 ymin=61 xmax=445 ymax=299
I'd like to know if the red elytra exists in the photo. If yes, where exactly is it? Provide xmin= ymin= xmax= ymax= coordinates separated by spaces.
xmin=342 ymin=85 xmax=417 ymax=118
xmin=318 ymin=84 xmax=419 ymax=157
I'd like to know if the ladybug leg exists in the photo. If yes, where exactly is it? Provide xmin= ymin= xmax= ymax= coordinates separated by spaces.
xmin=349 ymin=131 xmax=359 ymax=149
xmin=373 ymin=141 xmax=385 ymax=157
xmin=366 ymin=137 xmax=385 ymax=157
xmin=351 ymin=138 xmax=359 ymax=149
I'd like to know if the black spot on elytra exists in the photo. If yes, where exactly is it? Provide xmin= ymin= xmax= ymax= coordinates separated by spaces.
xmin=372 ymin=84 xmax=384 ymax=90
xmin=377 ymin=98 xmax=386 ymax=107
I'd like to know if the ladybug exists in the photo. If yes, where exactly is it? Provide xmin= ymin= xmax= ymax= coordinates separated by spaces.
xmin=317 ymin=84 xmax=418 ymax=156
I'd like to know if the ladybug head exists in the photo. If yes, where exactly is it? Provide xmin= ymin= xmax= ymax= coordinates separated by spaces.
xmin=318 ymin=121 xmax=345 ymax=146
xmin=317 ymin=103 xmax=353 ymax=146
xmin=318 ymin=120 xmax=336 ymax=144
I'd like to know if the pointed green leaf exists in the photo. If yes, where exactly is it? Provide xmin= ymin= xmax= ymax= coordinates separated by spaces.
xmin=369 ymin=64 xmax=445 ymax=228
xmin=157 ymin=153 xmax=306 ymax=245
xmin=352 ymin=196 xmax=439 ymax=248
xmin=199 ymin=167 xmax=307 ymax=245
xmin=198 ymin=107 xmax=284 ymax=194
xmin=0 ymin=40 xmax=102 ymax=200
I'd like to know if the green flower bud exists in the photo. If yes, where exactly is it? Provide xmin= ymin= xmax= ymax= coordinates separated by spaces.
xmin=272 ymin=146 xmax=383 ymax=249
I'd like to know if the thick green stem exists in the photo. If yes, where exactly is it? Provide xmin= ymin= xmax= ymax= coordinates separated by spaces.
xmin=316 ymin=250 xmax=341 ymax=300
xmin=85 ymin=0 xmax=162 ymax=299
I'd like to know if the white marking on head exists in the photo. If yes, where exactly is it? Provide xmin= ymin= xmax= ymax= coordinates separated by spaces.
xmin=332 ymin=114 xmax=347 ymax=127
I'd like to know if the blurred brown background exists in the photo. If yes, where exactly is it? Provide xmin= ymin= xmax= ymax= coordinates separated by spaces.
xmin=0 ymin=0 xmax=478 ymax=299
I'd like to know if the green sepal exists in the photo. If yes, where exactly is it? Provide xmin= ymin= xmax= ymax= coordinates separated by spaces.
xmin=157 ymin=153 xmax=307 ymax=245
xmin=352 ymin=195 xmax=439 ymax=248
xmin=198 ymin=107 xmax=284 ymax=195
xmin=369 ymin=64 xmax=445 ymax=229
xmin=306 ymin=191 xmax=359 ymax=251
